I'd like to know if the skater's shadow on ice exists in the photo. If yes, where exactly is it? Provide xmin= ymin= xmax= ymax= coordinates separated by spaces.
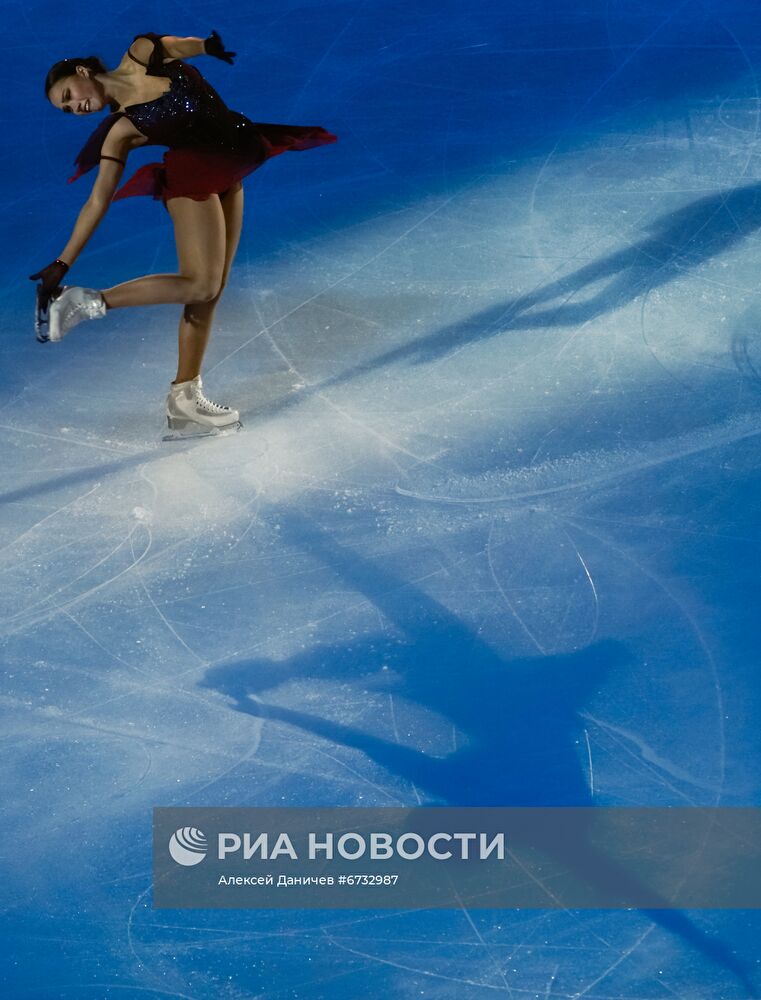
xmin=730 ymin=304 xmax=761 ymax=391
xmin=244 ymin=183 xmax=761 ymax=426
xmin=0 ymin=449 xmax=156 ymax=506
xmin=400 ymin=181 xmax=761 ymax=365
xmin=400 ymin=184 xmax=761 ymax=362
xmin=200 ymin=510 xmax=754 ymax=992
xmin=203 ymin=534 xmax=614 ymax=807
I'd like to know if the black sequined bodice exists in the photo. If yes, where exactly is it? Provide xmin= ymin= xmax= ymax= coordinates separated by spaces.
xmin=122 ymin=60 xmax=264 ymax=157
xmin=69 ymin=32 xmax=337 ymax=193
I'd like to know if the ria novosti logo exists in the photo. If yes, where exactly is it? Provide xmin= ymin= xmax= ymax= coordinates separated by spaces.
xmin=168 ymin=827 xmax=208 ymax=866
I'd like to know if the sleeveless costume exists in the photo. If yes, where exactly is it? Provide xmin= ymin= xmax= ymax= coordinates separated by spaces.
xmin=68 ymin=33 xmax=337 ymax=205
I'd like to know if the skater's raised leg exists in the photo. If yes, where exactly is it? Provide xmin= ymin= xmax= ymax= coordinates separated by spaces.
xmin=101 ymin=194 xmax=227 ymax=309
xmin=44 ymin=195 xmax=228 ymax=341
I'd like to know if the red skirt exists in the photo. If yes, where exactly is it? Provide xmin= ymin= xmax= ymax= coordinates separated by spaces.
xmin=112 ymin=124 xmax=337 ymax=206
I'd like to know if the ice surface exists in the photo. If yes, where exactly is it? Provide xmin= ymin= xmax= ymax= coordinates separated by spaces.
xmin=3 ymin=0 xmax=761 ymax=997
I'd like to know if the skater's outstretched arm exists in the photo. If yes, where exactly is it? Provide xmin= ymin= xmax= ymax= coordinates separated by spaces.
xmin=29 ymin=121 xmax=133 ymax=305
xmin=128 ymin=32 xmax=235 ymax=65
xmin=60 ymin=118 xmax=139 ymax=265
xmin=58 ymin=161 xmax=124 ymax=266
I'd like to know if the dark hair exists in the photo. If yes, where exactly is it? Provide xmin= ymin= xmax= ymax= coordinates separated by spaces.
xmin=44 ymin=55 xmax=108 ymax=98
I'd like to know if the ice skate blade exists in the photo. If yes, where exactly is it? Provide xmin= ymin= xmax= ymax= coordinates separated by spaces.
xmin=34 ymin=286 xmax=51 ymax=343
xmin=35 ymin=285 xmax=66 ymax=343
xmin=162 ymin=419 xmax=243 ymax=443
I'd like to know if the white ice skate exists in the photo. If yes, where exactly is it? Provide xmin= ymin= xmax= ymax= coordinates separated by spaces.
xmin=164 ymin=376 xmax=242 ymax=441
xmin=44 ymin=286 xmax=107 ymax=342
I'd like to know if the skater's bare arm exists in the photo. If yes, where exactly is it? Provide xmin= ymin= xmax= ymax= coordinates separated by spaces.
xmin=126 ymin=33 xmax=234 ymax=66
xmin=58 ymin=129 xmax=133 ymax=266
xmin=156 ymin=36 xmax=205 ymax=60
xmin=127 ymin=35 xmax=204 ymax=63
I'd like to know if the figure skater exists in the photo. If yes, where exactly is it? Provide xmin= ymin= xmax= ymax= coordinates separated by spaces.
xmin=30 ymin=31 xmax=337 ymax=438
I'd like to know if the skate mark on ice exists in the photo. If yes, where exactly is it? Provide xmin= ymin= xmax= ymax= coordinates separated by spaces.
xmin=581 ymin=712 xmax=725 ymax=795
xmin=60 ymin=607 xmax=153 ymax=676
xmin=130 ymin=535 xmax=206 ymax=666
xmin=2 ymin=524 xmax=145 ymax=630
xmin=394 ymin=412 xmax=761 ymax=506
xmin=583 ymin=728 xmax=595 ymax=797
xmin=0 ymin=483 xmax=100 ymax=559
xmin=485 ymin=519 xmax=547 ymax=655
xmin=562 ymin=516 xmax=726 ymax=800
xmin=0 ymin=422 xmax=140 ymax=456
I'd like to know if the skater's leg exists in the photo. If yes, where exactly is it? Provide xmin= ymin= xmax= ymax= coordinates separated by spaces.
xmin=163 ymin=184 xmax=245 ymax=437
xmin=101 ymin=196 xmax=227 ymax=309
xmin=175 ymin=183 xmax=245 ymax=383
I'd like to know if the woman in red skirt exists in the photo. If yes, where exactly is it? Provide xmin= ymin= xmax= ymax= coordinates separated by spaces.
xmin=31 ymin=31 xmax=337 ymax=437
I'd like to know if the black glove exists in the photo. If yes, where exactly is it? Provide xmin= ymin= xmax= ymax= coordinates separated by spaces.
xmin=29 ymin=258 xmax=69 ymax=310
xmin=204 ymin=30 xmax=236 ymax=65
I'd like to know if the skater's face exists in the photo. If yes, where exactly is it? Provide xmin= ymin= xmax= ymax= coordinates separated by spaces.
xmin=48 ymin=67 xmax=105 ymax=115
